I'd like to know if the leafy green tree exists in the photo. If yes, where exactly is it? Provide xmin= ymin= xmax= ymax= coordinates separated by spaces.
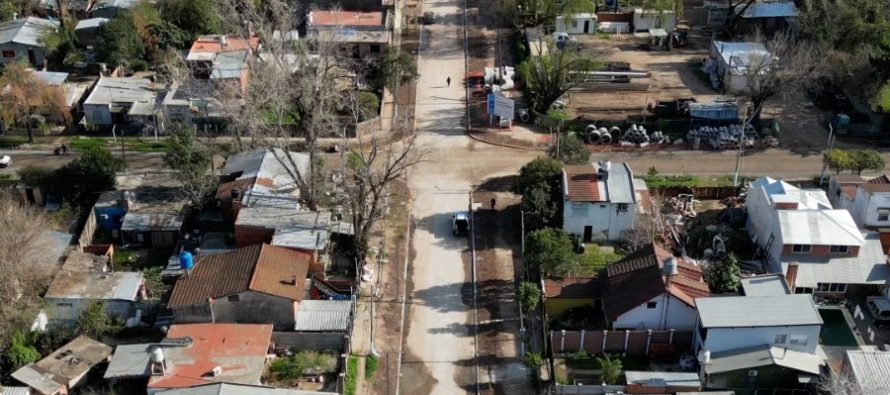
xmin=158 ymin=0 xmax=222 ymax=38
xmin=526 ymin=228 xmax=578 ymax=277
xmin=825 ymin=149 xmax=855 ymax=174
xmin=518 ymin=157 xmax=563 ymax=196
xmin=0 ymin=1 xmax=15 ymax=22
xmin=99 ymin=12 xmax=147 ymax=69
xmin=55 ymin=146 xmax=122 ymax=206
xmin=77 ymin=301 xmax=117 ymax=338
xmin=549 ymin=133 xmax=588 ymax=165
xmin=519 ymin=281 xmax=541 ymax=313
xmin=524 ymin=351 xmax=544 ymax=369
xmin=597 ymin=356 xmax=623 ymax=384
xmin=521 ymin=183 xmax=560 ymax=230
xmin=5 ymin=331 xmax=40 ymax=370
xmin=704 ymin=253 xmax=742 ymax=293
xmin=164 ymin=124 xmax=215 ymax=208
xmin=518 ymin=46 xmax=598 ymax=114
xmin=850 ymin=149 xmax=886 ymax=175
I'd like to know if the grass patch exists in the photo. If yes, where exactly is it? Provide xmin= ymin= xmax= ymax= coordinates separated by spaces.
xmin=578 ymin=245 xmax=623 ymax=273
xmin=642 ymin=174 xmax=738 ymax=189
xmin=67 ymin=137 xmax=169 ymax=153
xmin=344 ymin=356 xmax=358 ymax=395
xmin=126 ymin=139 xmax=169 ymax=153
xmin=112 ymin=250 xmax=139 ymax=269
xmin=67 ymin=138 xmax=106 ymax=151
xmin=365 ymin=354 xmax=378 ymax=379
xmin=0 ymin=136 xmax=28 ymax=148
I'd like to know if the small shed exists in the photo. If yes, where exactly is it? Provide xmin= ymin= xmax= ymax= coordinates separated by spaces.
xmin=12 ymin=336 xmax=112 ymax=395
xmin=633 ymin=8 xmax=675 ymax=32
xmin=555 ymin=14 xmax=597 ymax=35
xmin=707 ymin=41 xmax=772 ymax=92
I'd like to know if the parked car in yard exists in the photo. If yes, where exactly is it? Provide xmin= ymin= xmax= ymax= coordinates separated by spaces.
xmin=452 ymin=212 xmax=469 ymax=236
xmin=552 ymin=32 xmax=575 ymax=49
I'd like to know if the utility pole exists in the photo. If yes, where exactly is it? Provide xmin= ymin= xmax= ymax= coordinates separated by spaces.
xmin=819 ymin=123 xmax=835 ymax=185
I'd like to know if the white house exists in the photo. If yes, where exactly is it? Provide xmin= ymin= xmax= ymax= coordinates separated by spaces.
xmin=44 ymin=271 xmax=145 ymax=322
xmin=746 ymin=176 xmax=890 ymax=295
xmin=632 ymin=8 xmax=676 ymax=32
xmin=555 ymin=14 xmax=597 ymax=34
xmin=603 ymin=244 xmax=709 ymax=330
xmin=562 ymin=161 xmax=645 ymax=241
xmin=849 ymin=182 xmax=890 ymax=229
xmin=706 ymin=41 xmax=772 ymax=92
xmin=694 ymin=294 xmax=823 ymax=355
xmin=83 ymin=77 xmax=159 ymax=126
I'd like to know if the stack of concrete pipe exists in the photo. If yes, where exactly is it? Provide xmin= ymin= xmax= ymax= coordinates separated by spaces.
xmin=686 ymin=125 xmax=757 ymax=150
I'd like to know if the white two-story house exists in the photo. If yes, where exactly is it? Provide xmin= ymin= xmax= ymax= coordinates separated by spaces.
xmin=746 ymin=176 xmax=889 ymax=296
xmin=562 ymin=161 xmax=645 ymax=241
xmin=829 ymin=174 xmax=890 ymax=231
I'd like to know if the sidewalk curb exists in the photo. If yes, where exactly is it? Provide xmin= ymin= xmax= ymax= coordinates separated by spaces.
xmin=465 ymin=131 xmax=545 ymax=151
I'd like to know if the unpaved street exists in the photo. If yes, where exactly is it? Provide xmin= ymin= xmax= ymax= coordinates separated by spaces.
xmin=400 ymin=0 xmax=537 ymax=392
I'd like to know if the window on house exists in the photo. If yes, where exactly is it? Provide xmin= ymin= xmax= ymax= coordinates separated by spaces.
xmin=789 ymin=335 xmax=808 ymax=346
xmin=2 ymin=50 xmax=14 ymax=58
xmin=646 ymin=301 xmax=657 ymax=309
xmin=616 ymin=203 xmax=629 ymax=213
xmin=795 ymin=287 xmax=814 ymax=294
xmin=792 ymin=244 xmax=811 ymax=253
xmin=572 ymin=21 xmax=579 ymax=28
xmin=774 ymin=334 xmax=787 ymax=344
xmin=370 ymin=44 xmax=381 ymax=53
xmin=830 ymin=245 xmax=849 ymax=254
xmin=227 ymin=295 xmax=240 ymax=302
xmin=879 ymin=209 xmax=890 ymax=221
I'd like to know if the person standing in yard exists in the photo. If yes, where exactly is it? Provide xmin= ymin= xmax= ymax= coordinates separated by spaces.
xmin=447 ymin=76 xmax=451 ymax=87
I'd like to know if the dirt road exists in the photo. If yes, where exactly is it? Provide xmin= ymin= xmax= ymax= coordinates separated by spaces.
xmin=0 ymin=150 xmax=167 ymax=177
xmin=400 ymin=0 xmax=538 ymax=392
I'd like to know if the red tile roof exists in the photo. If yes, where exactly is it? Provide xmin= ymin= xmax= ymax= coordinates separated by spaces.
xmin=869 ymin=174 xmax=890 ymax=184
xmin=603 ymin=244 xmax=710 ymax=320
xmin=563 ymin=165 xmax=604 ymax=202
xmin=189 ymin=35 xmax=259 ymax=55
xmin=543 ymin=277 xmax=603 ymax=298
xmin=861 ymin=183 xmax=890 ymax=193
xmin=309 ymin=10 xmax=385 ymax=27
xmin=168 ymin=244 xmax=311 ymax=308
xmin=147 ymin=323 xmax=272 ymax=389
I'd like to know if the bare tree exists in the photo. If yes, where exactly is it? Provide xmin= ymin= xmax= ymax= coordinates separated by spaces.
xmin=820 ymin=370 xmax=887 ymax=395
xmin=723 ymin=31 xmax=819 ymax=129
xmin=0 ymin=191 xmax=55 ymax=348
xmin=340 ymin=135 xmax=422 ymax=263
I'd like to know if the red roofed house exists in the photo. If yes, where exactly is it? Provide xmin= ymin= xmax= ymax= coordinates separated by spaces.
xmin=562 ymin=161 xmax=646 ymax=241
xmin=306 ymin=10 xmax=392 ymax=58
xmin=603 ymin=244 xmax=710 ymax=330
xmin=168 ymin=244 xmax=312 ymax=330
xmin=146 ymin=323 xmax=272 ymax=394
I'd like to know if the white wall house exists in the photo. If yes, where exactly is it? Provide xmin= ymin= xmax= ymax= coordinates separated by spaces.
xmin=555 ymin=14 xmax=597 ymax=34
xmin=849 ymin=183 xmax=890 ymax=229
xmin=562 ymin=161 xmax=641 ymax=242
xmin=632 ymin=8 xmax=676 ymax=32
xmin=694 ymin=294 xmax=823 ymax=355
xmin=44 ymin=271 xmax=144 ymax=322
xmin=707 ymin=41 xmax=772 ymax=92
xmin=0 ymin=17 xmax=58 ymax=67
xmin=603 ymin=244 xmax=709 ymax=330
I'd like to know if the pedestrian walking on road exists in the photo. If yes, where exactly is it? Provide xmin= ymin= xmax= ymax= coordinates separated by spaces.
xmin=446 ymin=76 xmax=451 ymax=87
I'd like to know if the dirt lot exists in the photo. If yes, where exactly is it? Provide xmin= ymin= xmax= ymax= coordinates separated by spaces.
xmin=472 ymin=176 xmax=536 ymax=395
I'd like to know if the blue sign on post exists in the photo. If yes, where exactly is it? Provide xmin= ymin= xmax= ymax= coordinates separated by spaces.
xmin=487 ymin=94 xmax=496 ymax=114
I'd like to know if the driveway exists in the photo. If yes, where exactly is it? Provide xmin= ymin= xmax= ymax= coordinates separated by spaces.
xmin=400 ymin=0 xmax=537 ymax=393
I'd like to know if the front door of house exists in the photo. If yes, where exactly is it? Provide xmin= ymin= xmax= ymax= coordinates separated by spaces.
xmin=584 ymin=20 xmax=591 ymax=33
xmin=583 ymin=226 xmax=593 ymax=242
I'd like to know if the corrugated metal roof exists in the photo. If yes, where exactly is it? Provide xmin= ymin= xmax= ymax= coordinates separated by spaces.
xmin=740 ymin=2 xmax=798 ymax=18
xmin=845 ymin=350 xmax=890 ymax=392
xmin=777 ymin=209 xmax=865 ymax=246
xmin=293 ymin=300 xmax=353 ymax=331
xmin=695 ymin=294 xmax=822 ymax=328
xmin=74 ymin=17 xmax=108 ymax=30
xmin=45 ymin=271 xmax=143 ymax=301
xmin=32 ymin=71 xmax=68 ymax=86
xmin=624 ymin=371 xmax=700 ymax=387
xmin=606 ymin=162 xmax=636 ymax=204
xmin=0 ymin=386 xmax=31 ymax=395
xmin=0 ymin=17 xmax=58 ymax=47
xmin=121 ymin=212 xmax=184 ymax=231
xmin=103 ymin=344 xmax=152 ymax=379
xmin=704 ymin=345 xmax=822 ymax=375
xmin=782 ymin=231 xmax=890 ymax=288
xmin=221 ymin=149 xmax=309 ymax=195
xmin=712 ymin=41 xmax=771 ymax=76
xmin=13 ymin=336 xmax=112 ymax=394
xmin=84 ymin=77 xmax=157 ymax=105
xmin=740 ymin=274 xmax=789 ymax=296
xmin=155 ymin=383 xmax=339 ymax=395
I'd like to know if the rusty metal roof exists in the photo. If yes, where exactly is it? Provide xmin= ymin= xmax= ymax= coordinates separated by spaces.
xmin=543 ymin=277 xmax=603 ymax=299
xmin=168 ymin=244 xmax=311 ymax=308
xmin=563 ymin=165 xmax=604 ymax=202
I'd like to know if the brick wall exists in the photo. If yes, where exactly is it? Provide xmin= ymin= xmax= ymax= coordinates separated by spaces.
xmin=550 ymin=329 xmax=694 ymax=356
xmin=781 ymin=244 xmax=859 ymax=258
xmin=235 ymin=225 xmax=274 ymax=247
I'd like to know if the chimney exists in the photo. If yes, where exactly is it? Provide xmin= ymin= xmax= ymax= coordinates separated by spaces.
xmin=786 ymin=264 xmax=798 ymax=293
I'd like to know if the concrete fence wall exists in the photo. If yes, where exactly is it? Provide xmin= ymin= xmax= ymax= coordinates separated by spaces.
xmin=650 ymin=186 xmax=740 ymax=200
xmin=77 ymin=209 xmax=98 ymax=248
xmin=272 ymin=331 xmax=349 ymax=352
xmin=549 ymin=329 xmax=694 ymax=356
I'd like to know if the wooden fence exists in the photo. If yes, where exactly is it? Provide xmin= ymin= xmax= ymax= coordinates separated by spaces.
xmin=549 ymin=329 xmax=694 ymax=356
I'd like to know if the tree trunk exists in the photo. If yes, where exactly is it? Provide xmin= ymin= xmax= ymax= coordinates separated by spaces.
xmin=26 ymin=106 xmax=34 ymax=144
